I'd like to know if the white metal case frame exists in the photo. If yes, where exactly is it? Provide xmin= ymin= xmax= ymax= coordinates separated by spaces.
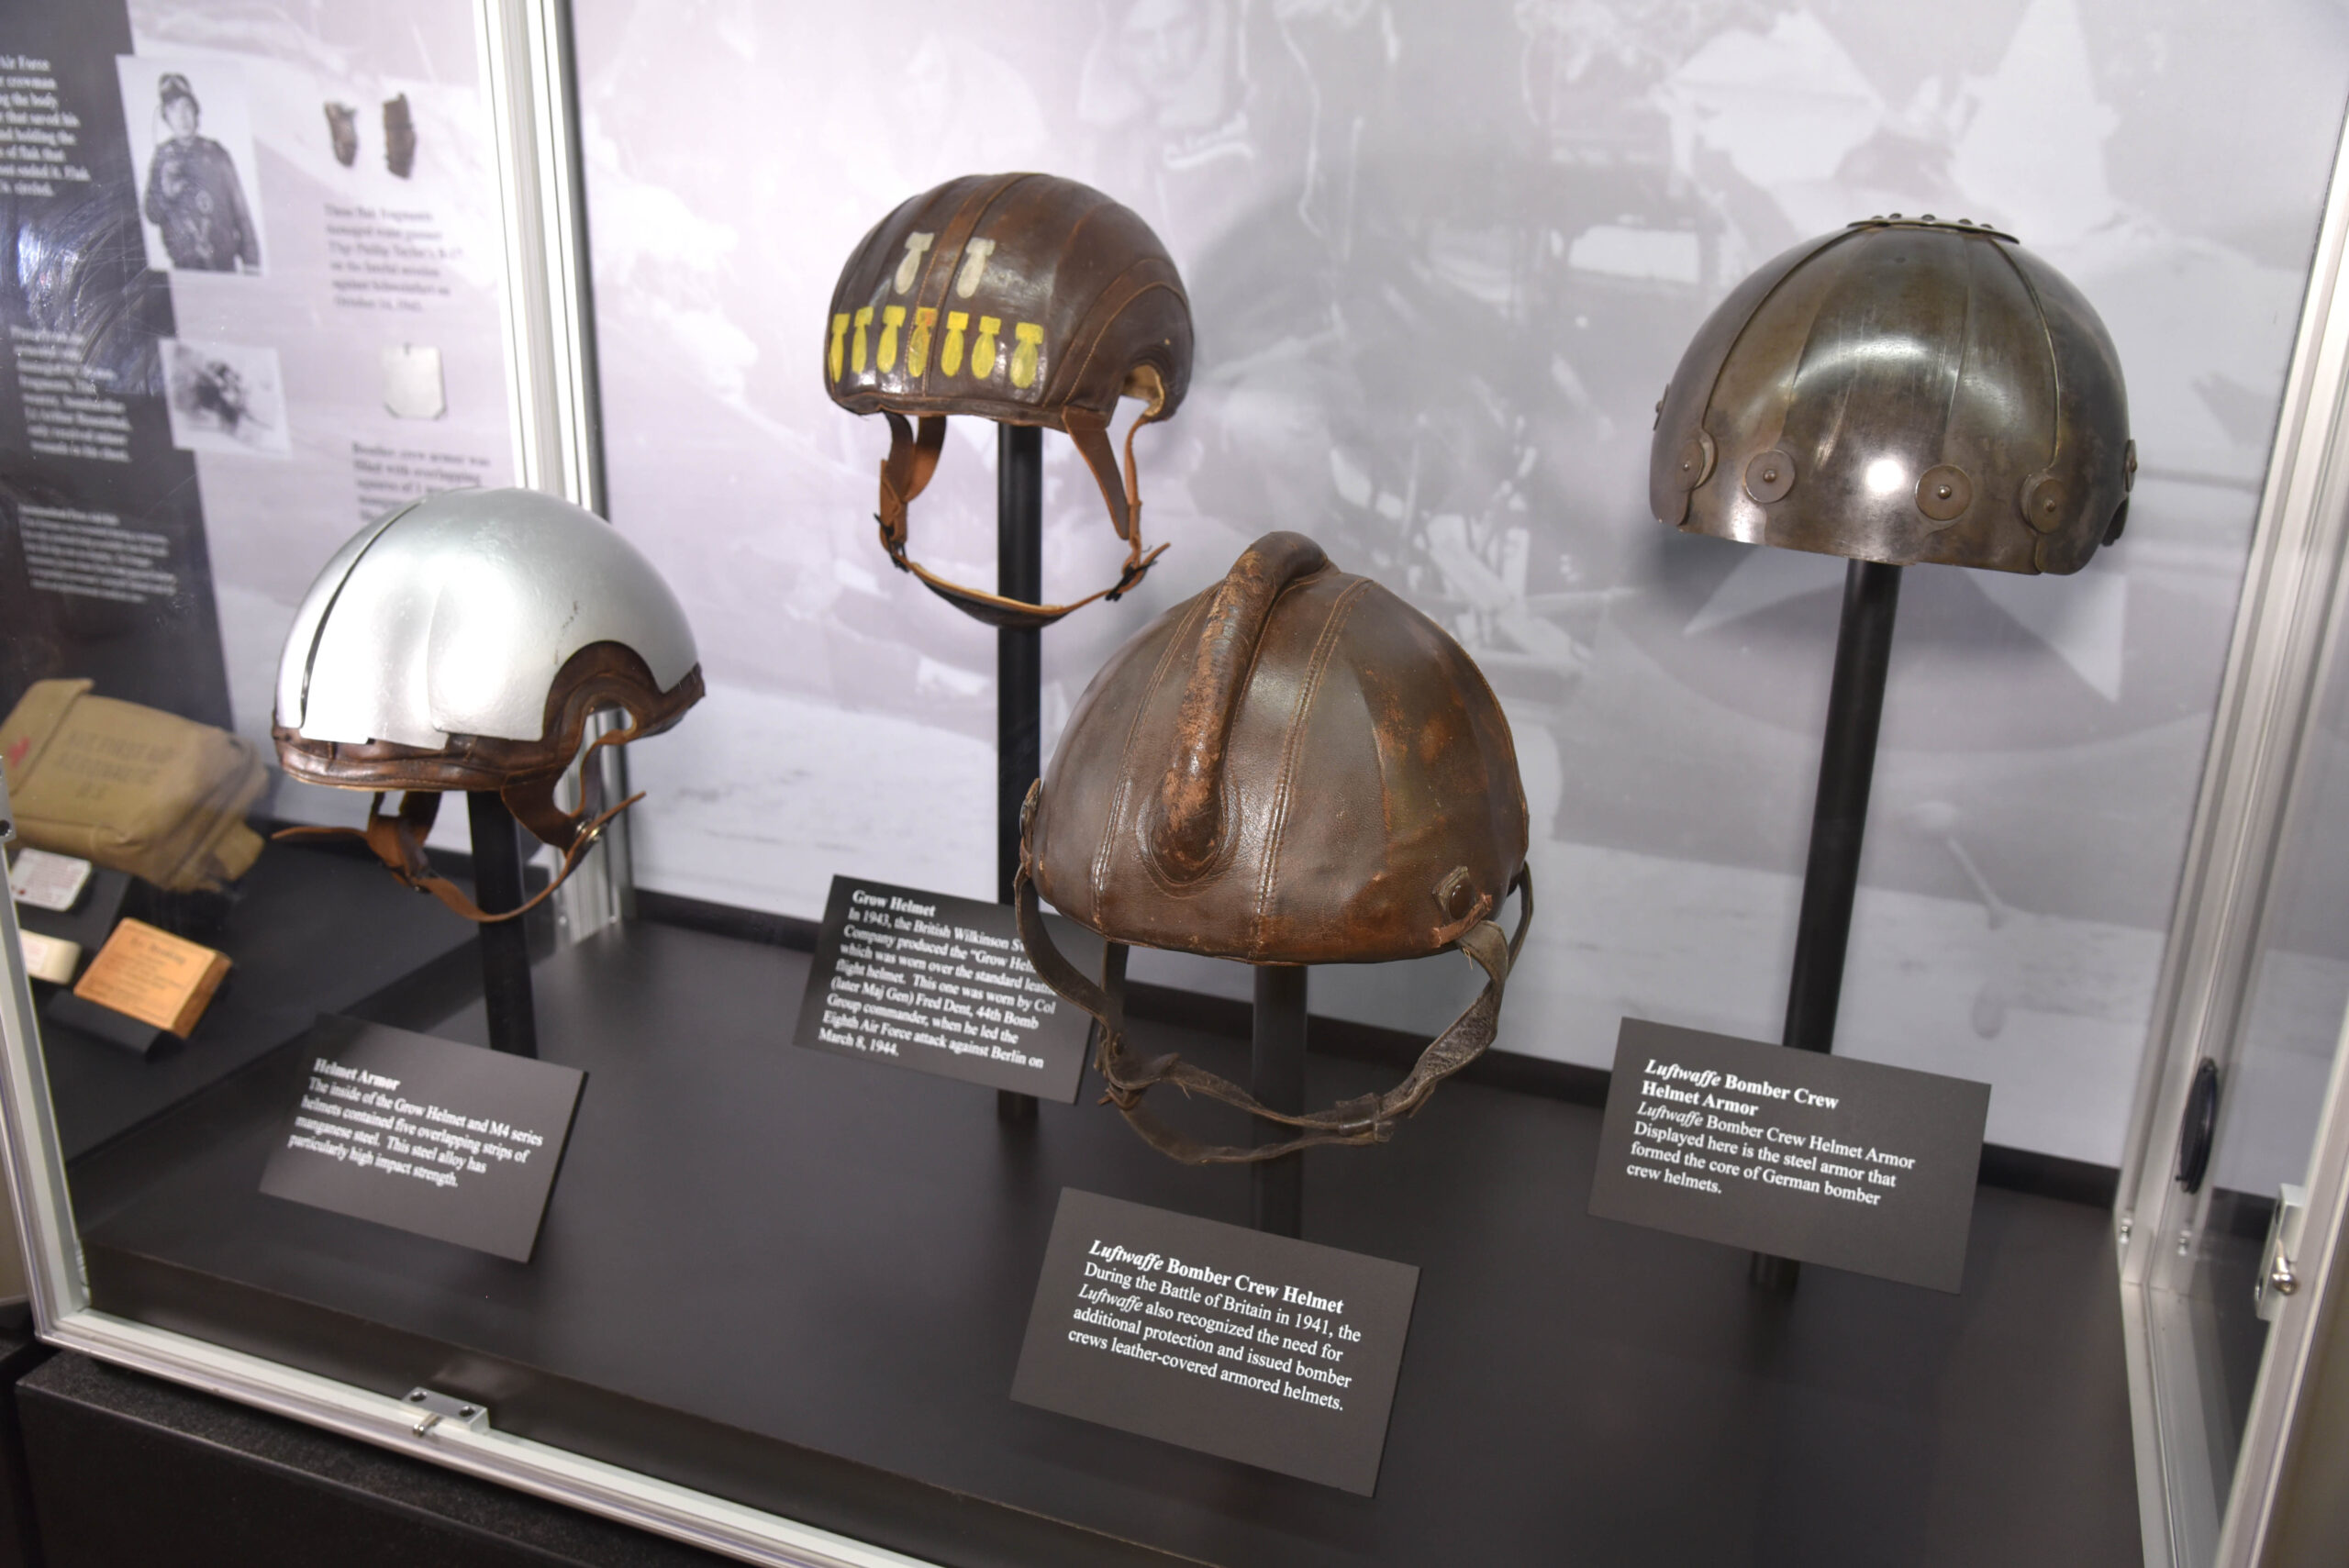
xmin=0 ymin=825 xmax=934 ymax=1568
xmin=2113 ymin=99 xmax=2349 ymax=1568
xmin=0 ymin=5 xmax=921 ymax=1564
xmin=2 ymin=7 xmax=2347 ymax=1568
xmin=484 ymin=0 xmax=635 ymax=945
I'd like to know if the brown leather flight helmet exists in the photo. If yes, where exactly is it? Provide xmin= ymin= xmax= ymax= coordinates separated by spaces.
xmin=1652 ymin=216 xmax=2134 ymax=575
xmin=271 ymin=489 xmax=705 ymax=923
xmin=1016 ymin=532 xmax=1533 ymax=1163
xmin=825 ymin=172 xmax=1193 ymax=628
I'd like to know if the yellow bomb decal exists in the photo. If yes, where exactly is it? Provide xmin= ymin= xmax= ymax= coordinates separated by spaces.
xmin=829 ymin=301 xmax=1042 ymax=391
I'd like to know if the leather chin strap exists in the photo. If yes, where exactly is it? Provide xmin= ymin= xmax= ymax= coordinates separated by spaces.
xmin=273 ymin=717 xmax=643 ymax=924
xmin=1016 ymin=831 xmax=1534 ymax=1165
xmin=874 ymin=406 xmax=1169 ymax=630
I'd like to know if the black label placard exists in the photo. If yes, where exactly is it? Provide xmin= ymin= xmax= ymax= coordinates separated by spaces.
xmin=1587 ymin=1018 xmax=1991 ymax=1293
xmin=791 ymin=875 xmax=1096 ymax=1102
xmin=258 ymin=1015 xmax=584 ymax=1262
xmin=1010 ymin=1189 xmax=1419 ymax=1496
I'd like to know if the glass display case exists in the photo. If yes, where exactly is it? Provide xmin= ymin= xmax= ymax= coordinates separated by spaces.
xmin=3 ymin=0 xmax=2348 ymax=1563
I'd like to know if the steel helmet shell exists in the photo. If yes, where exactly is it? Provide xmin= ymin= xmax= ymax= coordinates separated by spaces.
xmin=1651 ymin=217 xmax=2134 ymax=575
xmin=273 ymin=488 xmax=703 ymax=919
xmin=825 ymin=172 xmax=1193 ymax=628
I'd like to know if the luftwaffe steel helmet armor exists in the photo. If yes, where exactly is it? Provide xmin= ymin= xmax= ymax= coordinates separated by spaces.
xmin=1016 ymin=532 xmax=1532 ymax=1163
xmin=273 ymin=488 xmax=704 ymax=921
xmin=1652 ymin=217 xmax=2135 ymax=575
xmin=825 ymin=172 xmax=1193 ymax=628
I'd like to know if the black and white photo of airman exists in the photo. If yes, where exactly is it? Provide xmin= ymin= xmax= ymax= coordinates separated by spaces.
xmin=116 ymin=57 xmax=269 ymax=276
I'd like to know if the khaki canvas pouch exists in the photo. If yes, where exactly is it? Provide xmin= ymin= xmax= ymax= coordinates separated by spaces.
xmin=1 ymin=679 xmax=265 ymax=892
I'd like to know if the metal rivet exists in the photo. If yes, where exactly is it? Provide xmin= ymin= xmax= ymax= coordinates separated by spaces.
xmin=458 ymin=1406 xmax=478 ymax=1419
xmin=1888 ymin=212 xmax=1903 ymax=219
xmin=1917 ymin=463 xmax=1971 ymax=522
xmin=2123 ymin=438 xmax=2138 ymax=493
xmin=2020 ymin=473 xmax=2066 ymax=533
xmin=1742 ymin=450 xmax=1796 ymax=505
xmin=1675 ymin=429 xmax=1716 ymax=492
xmin=406 ymin=1391 xmax=428 ymax=1403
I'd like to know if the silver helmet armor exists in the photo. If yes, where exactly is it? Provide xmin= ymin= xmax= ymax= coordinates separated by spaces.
xmin=273 ymin=488 xmax=704 ymax=921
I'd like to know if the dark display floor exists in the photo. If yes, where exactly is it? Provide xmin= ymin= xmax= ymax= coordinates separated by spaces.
xmin=62 ymin=917 xmax=2141 ymax=1567
xmin=30 ymin=838 xmax=486 ymax=1159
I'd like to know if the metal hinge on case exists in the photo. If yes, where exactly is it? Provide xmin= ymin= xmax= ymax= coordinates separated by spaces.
xmin=403 ymin=1387 xmax=490 ymax=1438
xmin=2254 ymin=1184 xmax=2309 ymax=1322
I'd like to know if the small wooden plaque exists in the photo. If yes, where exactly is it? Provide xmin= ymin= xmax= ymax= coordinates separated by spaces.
xmin=73 ymin=918 xmax=229 ymax=1037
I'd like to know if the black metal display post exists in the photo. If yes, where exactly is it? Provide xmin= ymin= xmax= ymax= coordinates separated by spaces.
xmin=1753 ymin=558 xmax=1902 ymax=1291
xmin=1253 ymin=965 xmax=1307 ymax=1237
xmin=465 ymin=791 xmax=538 ymax=1058
xmin=998 ymin=425 xmax=1044 ymax=1124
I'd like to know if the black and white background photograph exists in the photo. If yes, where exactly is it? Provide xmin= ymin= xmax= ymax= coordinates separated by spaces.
xmin=161 ymin=336 xmax=288 ymax=456
xmin=569 ymin=0 xmax=2349 ymax=1171
xmin=116 ymin=51 xmax=267 ymax=277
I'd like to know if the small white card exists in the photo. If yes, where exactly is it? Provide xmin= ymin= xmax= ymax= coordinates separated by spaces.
xmin=8 ymin=848 xmax=92 ymax=913
xmin=17 ymin=929 xmax=80 ymax=985
xmin=381 ymin=343 xmax=446 ymax=419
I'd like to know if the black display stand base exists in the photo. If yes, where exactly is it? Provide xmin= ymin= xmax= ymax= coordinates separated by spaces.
xmin=1757 ymin=558 xmax=1903 ymax=1291
xmin=1252 ymin=965 xmax=1305 ymax=1237
xmin=15 ymin=1351 xmax=718 ymax=1568
xmin=42 ymin=991 xmax=171 ymax=1059
xmin=67 ymin=915 xmax=2142 ymax=1568
xmin=997 ymin=423 xmax=1045 ymax=1124
xmin=467 ymin=791 xmax=539 ymax=1058
xmin=0 ymin=1319 xmax=49 ymax=1568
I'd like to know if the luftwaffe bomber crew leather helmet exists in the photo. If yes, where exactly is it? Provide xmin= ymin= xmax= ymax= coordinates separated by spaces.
xmin=1016 ymin=532 xmax=1532 ymax=1163
xmin=273 ymin=488 xmax=704 ymax=922
xmin=1652 ymin=217 xmax=2134 ymax=575
xmin=826 ymin=172 xmax=1193 ymax=628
